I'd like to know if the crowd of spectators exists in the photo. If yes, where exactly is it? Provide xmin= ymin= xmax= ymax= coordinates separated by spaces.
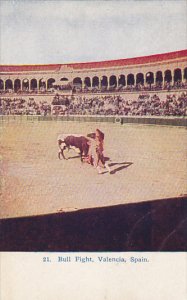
xmin=0 ymin=80 xmax=187 ymax=96
xmin=0 ymin=98 xmax=51 ymax=115
xmin=75 ymin=80 xmax=187 ymax=94
xmin=52 ymin=92 xmax=187 ymax=116
xmin=0 ymin=89 xmax=54 ymax=95
xmin=0 ymin=92 xmax=186 ymax=117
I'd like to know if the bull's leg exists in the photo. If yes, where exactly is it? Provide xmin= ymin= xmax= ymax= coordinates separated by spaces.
xmin=58 ymin=150 xmax=62 ymax=159
xmin=80 ymin=150 xmax=83 ymax=162
xmin=58 ymin=147 xmax=67 ymax=160
xmin=58 ymin=140 xmax=63 ymax=160
xmin=80 ymin=143 xmax=88 ymax=163
xmin=61 ymin=148 xmax=67 ymax=160
xmin=58 ymin=140 xmax=68 ymax=160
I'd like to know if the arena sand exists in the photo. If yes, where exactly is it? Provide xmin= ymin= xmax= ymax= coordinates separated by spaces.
xmin=0 ymin=120 xmax=186 ymax=219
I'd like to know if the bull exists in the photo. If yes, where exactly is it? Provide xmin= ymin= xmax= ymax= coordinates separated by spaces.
xmin=57 ymin=134 xmax=89 ymax=161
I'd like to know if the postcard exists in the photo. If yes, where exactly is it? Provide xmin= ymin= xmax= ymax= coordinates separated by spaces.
xmin=0 ymin=1 xmax=187 ymax=299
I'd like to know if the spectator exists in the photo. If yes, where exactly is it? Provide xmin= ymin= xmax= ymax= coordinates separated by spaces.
xmin=0 ymin=92 xmax=186 ymax=117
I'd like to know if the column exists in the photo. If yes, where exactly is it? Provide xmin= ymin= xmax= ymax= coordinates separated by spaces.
xmin=106 ymin=76 xmax=109 ymax=89
xmin=81 ymin=79 xmax=83 ymax=91
xmin=142 ymin=73 xmax=145 ymax=85
xmin=37 ymin=80 xmax=39 ymax=91
xmin=134 ymin=74 xmax=137 ymax=86
xmin=116 ymin=76 xmax=119 ymax=88
xmin=182 ymin=69 xmax=184 ymax=83
xmin=171 ymin=70 xmax=174 ymax=86
xmin=144 ymin=73 xmax=147 ymax=86
xmin=99 ymin=78 xmax=101 ymax=90
xmin=162 ymin=72 xmax=165 ymax=87
xmin=153 ymin=73 xmax=155 ymax=85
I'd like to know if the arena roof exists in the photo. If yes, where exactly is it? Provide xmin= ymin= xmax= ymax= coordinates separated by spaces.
xmin=0 ymin=50 xmax=187 ymax=72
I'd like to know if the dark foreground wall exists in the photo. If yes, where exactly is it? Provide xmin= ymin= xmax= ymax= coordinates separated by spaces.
xmin=0 ymin=196 xmax=187 ymax=251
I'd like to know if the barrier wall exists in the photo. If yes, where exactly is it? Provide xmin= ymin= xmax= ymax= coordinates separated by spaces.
xmin=0 ymin=115 xmax=186 ymax=127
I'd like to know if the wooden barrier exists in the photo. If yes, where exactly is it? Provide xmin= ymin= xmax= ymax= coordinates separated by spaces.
xmin=0 ymin=115 xmax=186 ymax=126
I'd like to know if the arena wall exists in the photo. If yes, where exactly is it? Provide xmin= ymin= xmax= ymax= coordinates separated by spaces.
xmin=0 ymin=114 xmax=186 ymax=127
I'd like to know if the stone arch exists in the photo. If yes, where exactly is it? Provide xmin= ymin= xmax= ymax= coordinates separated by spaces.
xmin=84 ymin=77 xmax=91 ymax=87
xmin=127 ymin=74 xmax=135 ymax=85
xmin=118 ymin=75 xmax=125 ymax=86
xmin=0 ymin=79 xmax=4 ymax=90
xmin=39 ymin=78 xmax=46 ymax=90
xmin=14 ymin=79 xmax=21 ymax=92
xmin=22 ymin=79 xmax=29 ymax=91
xmin=174 ymin=68 xmax=182 ymax=82
xmin=73 ymin=77 xmax=82 ymax=86
xmin=60 ymin=78 xmax=69 ymax=87
xmin=61 ymin=77 xmax=69 ymax=82
xmin=164 ymin=70 xmax=172 ymax=83
xmin=136 ymin=73 xmax=144 ymax=85
xmin=109 ymin=75 xmax=117 ymax=87
xmin=156 ymin=71 xmax=163 ymax=83
xmin=101 ymin=76 xmax=108 ymax=87
xmin=146 ymin=72 xmax=154 ymax=85
xmin=92 ymin=76 xmax=99 ymax=87
xmin=47 ymin=78 xmax=55 ymax=89
xmin=30 ymin=79 xmax=37 ymax=90
xmin=5 ymin=79 xmax=13 ymax=90
xmin=184 ymin=67 xmax=187 ymax=81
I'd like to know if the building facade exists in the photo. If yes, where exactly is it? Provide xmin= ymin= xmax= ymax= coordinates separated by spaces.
xmin=0 ymin=50 xmax=187 ymax=92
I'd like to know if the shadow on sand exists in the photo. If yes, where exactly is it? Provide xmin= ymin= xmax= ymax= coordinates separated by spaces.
xmin=66 ymin=157 xmax=133 ymax=175
xmin=109 ymin=162 xmax=133 ymax=175
xmin=0 ymin=196 xmax=186 ymax=252
xmin=66 ymin=155 xmax=80 ymax=160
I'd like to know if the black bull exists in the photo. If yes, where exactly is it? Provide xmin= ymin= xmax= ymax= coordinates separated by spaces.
xmin=58 ymin=135 xmax=90 ymax=161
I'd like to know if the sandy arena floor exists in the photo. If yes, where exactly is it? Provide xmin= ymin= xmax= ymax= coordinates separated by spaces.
xmin=0 ymin=120 xmax=186 ymax=219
